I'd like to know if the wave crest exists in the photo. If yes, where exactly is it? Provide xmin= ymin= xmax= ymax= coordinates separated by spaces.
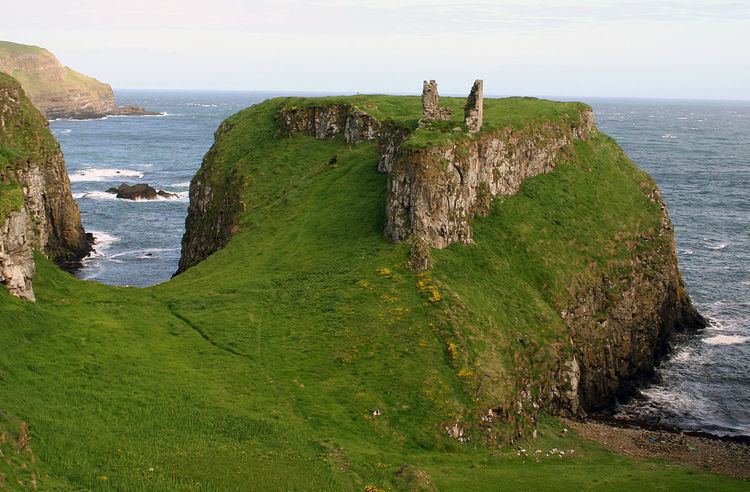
xmin=69 ymin=168 xmax=144 ymax=183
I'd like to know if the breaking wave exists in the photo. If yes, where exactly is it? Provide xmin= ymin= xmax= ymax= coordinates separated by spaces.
xmin=69 ymin=168 xmax=144 ymax=182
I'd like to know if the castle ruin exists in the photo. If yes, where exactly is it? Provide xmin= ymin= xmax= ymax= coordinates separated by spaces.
xmin=421 ymin=80 xmax=452 ymax=121
xmin=464 ymin=79 xmax=483 ymax=133
xmin=420 ymin=79 xmax=484 ymax=133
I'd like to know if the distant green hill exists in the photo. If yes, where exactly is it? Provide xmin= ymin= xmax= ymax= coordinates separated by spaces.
xmin=0 ymin=87 xmax=738 ymax=490
xmin=0 ymin=40 xmax=152 ymax=119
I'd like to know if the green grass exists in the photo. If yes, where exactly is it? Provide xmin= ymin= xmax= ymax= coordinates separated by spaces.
xmin=0 ymin=182 xmax=23 ymax=222
xmin=0 ymin=96 xmax=745 ymax=490
xmin=278 ymin=94 xmax=588 ymax=149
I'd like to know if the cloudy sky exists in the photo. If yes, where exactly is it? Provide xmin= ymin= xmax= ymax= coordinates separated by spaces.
xmin=2 ymin=0 xmax=749 ymax=99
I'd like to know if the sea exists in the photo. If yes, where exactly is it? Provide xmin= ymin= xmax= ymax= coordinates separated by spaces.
xmin=50 ymin=90 xmax=749 ymax=438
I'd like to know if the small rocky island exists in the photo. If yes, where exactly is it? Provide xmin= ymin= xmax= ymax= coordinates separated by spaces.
xmin=0 ymin=40 xmax=160 ymax=119
xmin=106 ymin=183 xmax=178 ymax=200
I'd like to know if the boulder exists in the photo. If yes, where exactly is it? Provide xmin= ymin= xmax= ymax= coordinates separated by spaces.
xmin=105 ymin=183 xmax=179 ymax=200
xmin=106 ymin=183 xmax=157 ymax=200
xmin=157 ymin=190 xmax=178 ymax=199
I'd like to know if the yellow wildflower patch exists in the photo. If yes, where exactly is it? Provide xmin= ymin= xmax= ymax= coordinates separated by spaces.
xmin=416 ymin=272 xmax=442 ymax=303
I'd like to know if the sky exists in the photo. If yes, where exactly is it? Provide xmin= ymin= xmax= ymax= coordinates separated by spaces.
xmin=2 ymin=0 xmax=749 ymax=99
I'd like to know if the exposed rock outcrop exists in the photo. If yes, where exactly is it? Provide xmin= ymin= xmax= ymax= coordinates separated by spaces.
xmin=560 ymin=188 xmax=705 ymax=411
xmin=385 ymin=108 xmax=596 ymax=248
xmin=105 ymin=182 xmax=178 ymax=200
xmin=0 ymin=72 xmax=91 ymax=300
xmin=275 ymin=103 xmax=410 ymax=174
xmin=0 ymin=40 xmax=157 ymax=119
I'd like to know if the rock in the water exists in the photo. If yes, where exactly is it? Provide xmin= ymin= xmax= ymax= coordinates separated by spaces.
xmin=157 ymin=190 xmax=178 ymax=199
xmin=106 ymin=183 xmax=178 ymax=200
xmin=108 ymin=183 xmax=158 ymax=200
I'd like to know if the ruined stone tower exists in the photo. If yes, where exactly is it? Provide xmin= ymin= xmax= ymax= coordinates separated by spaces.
xmin=464 ymin=79 xmax=484 ymax=133
xmin=421 ymin=80 xmax=452 ymax=121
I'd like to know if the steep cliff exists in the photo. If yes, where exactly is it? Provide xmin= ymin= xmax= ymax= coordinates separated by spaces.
xmin=561 ymin=186 xmax=704 ymax=410
xmin=385 ymin=109 xmax=595 ymax=247
xmin=176 ymin=119 xmax=246 ymax=274
xmin=0 ymin=73 xmax=90 ymax=300
xmin=0 ymin=40 xmax=154 ymax=119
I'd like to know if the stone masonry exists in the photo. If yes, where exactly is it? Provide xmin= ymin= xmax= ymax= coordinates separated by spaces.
xmin=464 ymin=79 xmax=484 ymax=133
xmin=421 ymin=80 xmax=452 ymax=121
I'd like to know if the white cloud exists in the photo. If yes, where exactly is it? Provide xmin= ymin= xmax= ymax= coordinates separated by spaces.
xmin=1 ymin=0 xmax=748 ymax=98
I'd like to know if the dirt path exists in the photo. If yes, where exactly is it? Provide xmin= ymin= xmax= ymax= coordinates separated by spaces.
xmin=562 ymin=418 xmax=750 ymax=480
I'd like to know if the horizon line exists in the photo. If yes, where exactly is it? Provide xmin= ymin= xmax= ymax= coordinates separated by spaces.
xmin=111 ymin=87 xmax=750 ymax=104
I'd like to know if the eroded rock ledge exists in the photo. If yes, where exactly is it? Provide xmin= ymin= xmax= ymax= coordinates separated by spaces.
xmin=385 ymin=111 xmax=595 ymax=248
xmin=275 ymin=104 xmax=410 ymax=174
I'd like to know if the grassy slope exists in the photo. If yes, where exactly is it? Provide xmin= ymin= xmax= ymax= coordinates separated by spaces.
xmin=0 ymin=41 xmax=113 ymax=112
xmin=0 ymin=97 xmax=744 ymax=490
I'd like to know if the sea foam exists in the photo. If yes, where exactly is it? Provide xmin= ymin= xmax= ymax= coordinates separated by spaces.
xmin=703 ymin=335 xmax=750 ymax=346
xmin=69 ymin=168 xmax=144 ymax=182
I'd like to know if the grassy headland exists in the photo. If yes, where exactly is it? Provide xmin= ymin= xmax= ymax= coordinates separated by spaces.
xmin=0 ymin=95 xmax=744 ymax=490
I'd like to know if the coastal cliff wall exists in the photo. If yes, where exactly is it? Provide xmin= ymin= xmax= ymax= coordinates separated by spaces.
xmin=176 ymin=119 xmax=244 ymax=274
xmin=560 ymin=187 xmax=704 ymax=411
xmin=0 ymin=73 xmax=90 ymax=300
xmin=385 ymin=111 xmax=595 ymax=248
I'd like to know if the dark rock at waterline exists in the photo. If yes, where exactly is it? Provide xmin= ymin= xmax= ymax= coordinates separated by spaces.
xmin=106 ymin=183 xmax=157 ymax=200
xmin=105 ymin=183 xmax=177 ymax=200
xmin=157 ymin=190 xmax=178 ymax=199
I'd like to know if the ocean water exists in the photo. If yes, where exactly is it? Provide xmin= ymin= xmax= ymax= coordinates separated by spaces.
xmin=51 ymin=90 xmax=276 ymax=286
xmin=50 ymin=91 xmax=749 ymax=437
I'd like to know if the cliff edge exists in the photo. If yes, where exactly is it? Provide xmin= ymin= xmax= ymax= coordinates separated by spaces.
xmin=0 ymin=40 xmax=156 ymax=119
xmin=0 ymin=73 xmax=91 ymax=300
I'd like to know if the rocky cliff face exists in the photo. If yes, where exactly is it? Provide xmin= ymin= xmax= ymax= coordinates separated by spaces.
xmin=176 ymin=120 xmax=244 ymax=274
xmin=274 ymin=102 xmax=596 ymax=251
xmin=0 ymin=73 xmax=91 ymax=300
xmin=385 ymin=110 xmax=595 ymax=248
xmin=560 ymin=188 xmax=704 ymax=412
xmin=0 ymin=40 xmax=154 ymax=119
xmin=275 ymin=103 xmax=409 ymax=173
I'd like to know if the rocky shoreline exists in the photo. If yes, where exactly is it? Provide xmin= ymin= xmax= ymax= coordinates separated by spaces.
xmin=47 ymin=105 xmax=163 ymax=121
xmin=562 ymin=417 xmax=750 ymax=479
